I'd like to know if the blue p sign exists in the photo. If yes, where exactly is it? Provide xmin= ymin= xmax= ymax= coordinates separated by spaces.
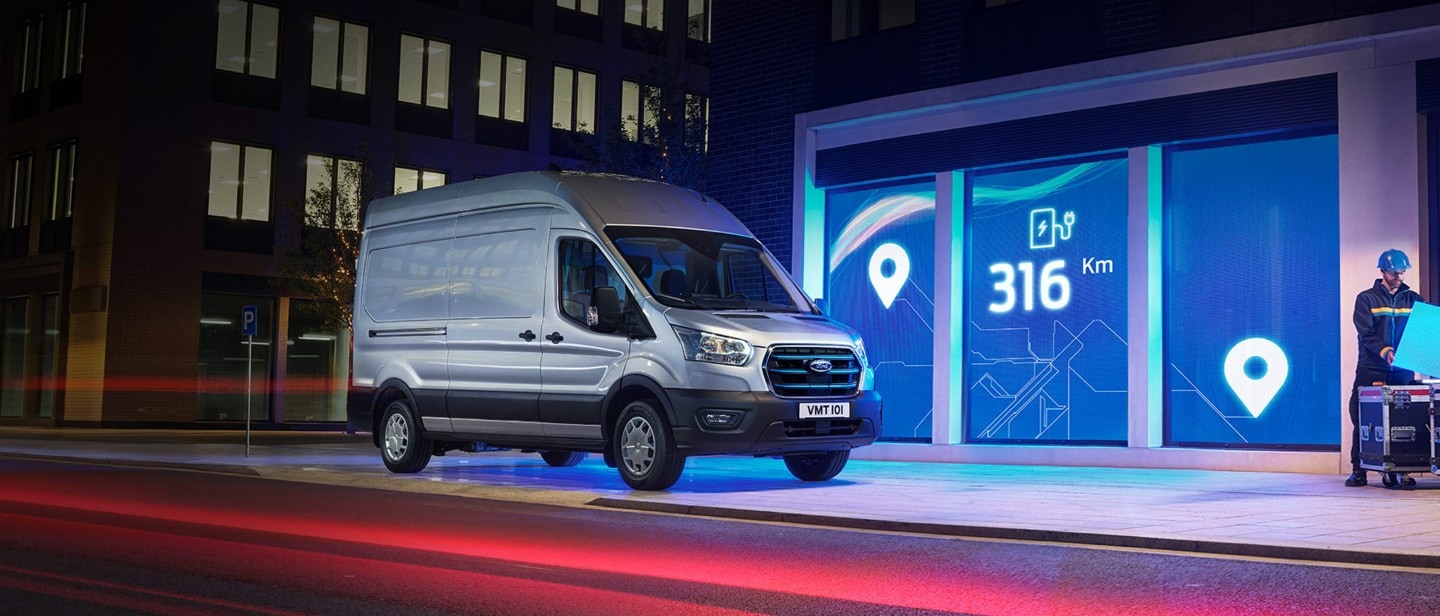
xmin=241 ymin=305 xmax=258 ymax=337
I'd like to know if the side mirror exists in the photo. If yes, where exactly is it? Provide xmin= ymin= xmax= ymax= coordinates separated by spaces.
xmin=590 ymin=286 xmax=623 ymax=333
xmin=815 ymin=297 xmax=829 ymax=315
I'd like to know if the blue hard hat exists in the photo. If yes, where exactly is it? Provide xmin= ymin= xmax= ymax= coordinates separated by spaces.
xmin=1377 ymin=249 xmax=1411 ymax=270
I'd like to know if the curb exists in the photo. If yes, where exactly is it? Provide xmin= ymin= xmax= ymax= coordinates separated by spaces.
xmin=0 ymin=452 xmax=263 ymax=477
xmin=589 ymin=497 xmax=1440 ymax=570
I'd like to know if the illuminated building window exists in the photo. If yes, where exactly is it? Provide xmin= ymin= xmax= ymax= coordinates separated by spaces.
xmin=5 ymin=152 xmax=34 ymax=230
xmin=398 ymin=34 xmax=450 ymax=109
xmin=215 ymin=0 xmax=278 ymax=78
xmin=13 ymin=14 xmax=44 ymax=93
xmin=393 ymin=166 xmax=446 ymax=194
xmin=207 ymin=141 xmax=272 ymax=221
xmin=479 ymin=50 xmax=527 ymax=123
xmin=312 ymin=17 xmax=369 ymax=94
xmin=57 ymin=2 xmax=86 ymax=80
xmin=687 ymin=0 xmax=710 ymax=42
xmin=620 ymin=80 xmax=659 ymax=142
xmin=552 ymin=65 xmax=596 ymax=133
xmin=304 ymin=154 xmax=363 ymax=230
xmin=46 ymin=141 xmax=76 ymax=221
xmin=625 ymin=0 xmax=664 ymax=31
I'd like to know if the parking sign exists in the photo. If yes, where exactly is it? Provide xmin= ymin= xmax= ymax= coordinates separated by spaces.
xmin=241 ymin=305 xmax=258 ymax=337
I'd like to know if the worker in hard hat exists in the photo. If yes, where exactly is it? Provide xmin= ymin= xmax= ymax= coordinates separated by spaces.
xmin=1345 ymin=249 xmax=1426 ymax=487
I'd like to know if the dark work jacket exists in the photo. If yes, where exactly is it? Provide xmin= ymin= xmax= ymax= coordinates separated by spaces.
xmin=1353 ymin=279 xmax=1425 ymax=379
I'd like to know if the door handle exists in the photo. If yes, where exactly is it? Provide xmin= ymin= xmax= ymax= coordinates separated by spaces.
xmin=519 ymin=330 xmax=536 ymax=342
xmin=545 ymin=332 xmax=564 ymax=344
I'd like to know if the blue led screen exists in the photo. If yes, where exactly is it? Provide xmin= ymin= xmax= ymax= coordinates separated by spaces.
xmin=966 ymin=158 xmax=1130 ymax=443
xmin=826 ymin=181 xmax=935 ymax=441
xmin=1165 ymin=132 xmax=1339 ymax=447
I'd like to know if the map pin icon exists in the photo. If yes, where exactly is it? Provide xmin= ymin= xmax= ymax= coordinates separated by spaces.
xmin=1222 ymin=338 xmax=1289 ymax=418
xmin=868 ymin=243 xmax=910 ymax=309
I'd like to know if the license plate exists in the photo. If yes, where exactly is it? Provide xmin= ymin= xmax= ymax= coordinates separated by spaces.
xmin=799 ymin=402 xmax=851 ymax=419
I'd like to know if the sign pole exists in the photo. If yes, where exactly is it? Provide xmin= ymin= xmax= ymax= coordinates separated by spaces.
xmin=246 ymin=331 xmax=252 ymax=457
xmin=241 ymin=305 xmax=258 ymax=457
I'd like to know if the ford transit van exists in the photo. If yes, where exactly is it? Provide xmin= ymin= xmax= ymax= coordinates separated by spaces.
xmin=349 ymin=171 xmax=881 ymax=490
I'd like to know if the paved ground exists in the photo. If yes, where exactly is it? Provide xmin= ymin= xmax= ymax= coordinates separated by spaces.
xmin=1 ymin=427 xmax=1437 ymax=569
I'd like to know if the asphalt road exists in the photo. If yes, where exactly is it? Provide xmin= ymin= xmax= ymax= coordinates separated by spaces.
xmin=0 ymin=458 xmax=1436 ymax=615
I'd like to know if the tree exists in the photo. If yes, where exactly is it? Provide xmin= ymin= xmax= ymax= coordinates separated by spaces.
xmin=567 ymin=50 xmax=709 ymax=191
xmin=276 ymin=154 xmax=374 ymax=332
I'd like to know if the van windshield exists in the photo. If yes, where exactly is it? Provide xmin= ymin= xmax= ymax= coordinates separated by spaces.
xmin=606 ymin=226 xmax=810 ymax=313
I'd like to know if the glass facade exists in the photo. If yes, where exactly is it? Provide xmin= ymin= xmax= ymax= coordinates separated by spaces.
xmin=38 ymin=294 xmax=58 ymax=418
xmin=283 ymin=301 xmax=348 ymax=422
xmin=816 ymin=131 xmax=1340 ymax=450
xmin=197 ymin=293 xmax=272 ymax=421
xmin=0 ymin=297 xmax=26 ymax=418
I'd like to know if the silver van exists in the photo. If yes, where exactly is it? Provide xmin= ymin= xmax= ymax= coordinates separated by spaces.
xmin=349 ymin=171 xmax=881 ymax=490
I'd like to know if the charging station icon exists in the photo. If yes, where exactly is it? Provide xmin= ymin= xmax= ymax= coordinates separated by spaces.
xmin=1029 ymin=208 xmax=1074 ymax=250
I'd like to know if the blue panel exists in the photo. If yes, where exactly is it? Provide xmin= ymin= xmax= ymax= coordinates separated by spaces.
xmin=825 ymin=181 xmax=936 ymax=441
xmin=816 ymin=75 xmax=1336 ymax=188
xmin=966 ymin=158 xmax=1129 ymax=444
xmin=1164 ymin=132 xmax=1339 ymax=448
xmin=1394 ymin=302 xmax=1440 ymax=378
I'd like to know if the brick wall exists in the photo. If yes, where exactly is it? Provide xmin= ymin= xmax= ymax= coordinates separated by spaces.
xmin=707 ymin=1 xmax=818 ymax=269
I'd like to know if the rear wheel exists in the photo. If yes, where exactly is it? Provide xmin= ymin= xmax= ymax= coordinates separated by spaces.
xmin=380 ymin=398 xmax=432 ymax=473
xmin=540 ymin=450 xmax=587 ymax=467
xmin=613 ymin=400 xmax=685 ymax=490
xmin=784 ymin=450 xmax=849 ymax=482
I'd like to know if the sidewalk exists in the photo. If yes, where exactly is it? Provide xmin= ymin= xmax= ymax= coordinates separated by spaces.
xmin=1 ymin=427 xmax=1437 ymax=569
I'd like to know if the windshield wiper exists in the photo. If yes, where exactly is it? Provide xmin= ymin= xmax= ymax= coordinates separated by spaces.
xmin=655 ymin=293 xmax=702 ymax=308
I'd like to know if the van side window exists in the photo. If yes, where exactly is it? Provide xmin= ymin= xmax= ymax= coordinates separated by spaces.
xmin=449 ymin=228 xmax=541 ymax=318
xmin=558 ymin=238 xmax=630 ymax=330
xmin=364 ymin=239 xmax=452 ymax=322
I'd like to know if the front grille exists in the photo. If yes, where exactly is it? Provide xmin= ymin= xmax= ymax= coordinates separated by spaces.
xmin=765 ymin=346 xmax=860 ymax=398
xmin=783 ymin=419 xmax=862 ymax=437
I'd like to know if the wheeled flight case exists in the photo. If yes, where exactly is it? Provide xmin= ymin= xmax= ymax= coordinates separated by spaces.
xmin=1357 ymin=384 xmax=1434 ymax=490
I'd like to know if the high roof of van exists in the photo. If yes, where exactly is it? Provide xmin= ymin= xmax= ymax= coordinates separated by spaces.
xmin=362 ymin=171 xmax=752 ymax=238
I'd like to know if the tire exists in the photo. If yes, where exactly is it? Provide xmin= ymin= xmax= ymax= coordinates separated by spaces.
xmin=784 ymin=450 xmax=850 ymax=482
xmin=613 ymin=400 xmax=685 ymax=490
xmin=380 ymin=398 xmax=432 ymax=473
xmin=540 ymin=450 xmax=587 ymax=467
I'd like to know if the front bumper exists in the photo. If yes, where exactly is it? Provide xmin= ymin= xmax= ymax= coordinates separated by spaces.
xmin=665 ymin=388 xmax=882 ymax=457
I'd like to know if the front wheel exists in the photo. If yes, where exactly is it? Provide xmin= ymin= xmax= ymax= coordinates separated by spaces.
xmin=540 ymin=450 xmax=587 ymax=467
xmin=613 ymin=400 xmax=685 ymax=490
xmin=784 ymin=450 xmax=849 ymax=482
xmin=380 ymin=398 xmax=432 ymax=473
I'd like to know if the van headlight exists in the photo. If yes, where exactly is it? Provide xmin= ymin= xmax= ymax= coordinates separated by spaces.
xmin=673 ymin=326 xmax=753 ymax=366
xmin=854 ymin=337 xmax=869 ymax=369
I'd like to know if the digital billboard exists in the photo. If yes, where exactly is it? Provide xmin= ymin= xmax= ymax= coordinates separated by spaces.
xmin=1165 ymin=132 xmax=1339 ymax=447
xmin=826 ymin=181 xmax=935 ymax=441
xmin=966 ymin=157 xmax=1129 ymax=444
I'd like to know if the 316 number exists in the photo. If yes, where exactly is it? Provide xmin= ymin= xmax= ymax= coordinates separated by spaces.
xmin=988 ymin=260 xmax=1070 ymax=313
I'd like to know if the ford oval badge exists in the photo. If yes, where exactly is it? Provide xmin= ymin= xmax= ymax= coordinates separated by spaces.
xmin=807 ymin=359 xmax=833 ymax=374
